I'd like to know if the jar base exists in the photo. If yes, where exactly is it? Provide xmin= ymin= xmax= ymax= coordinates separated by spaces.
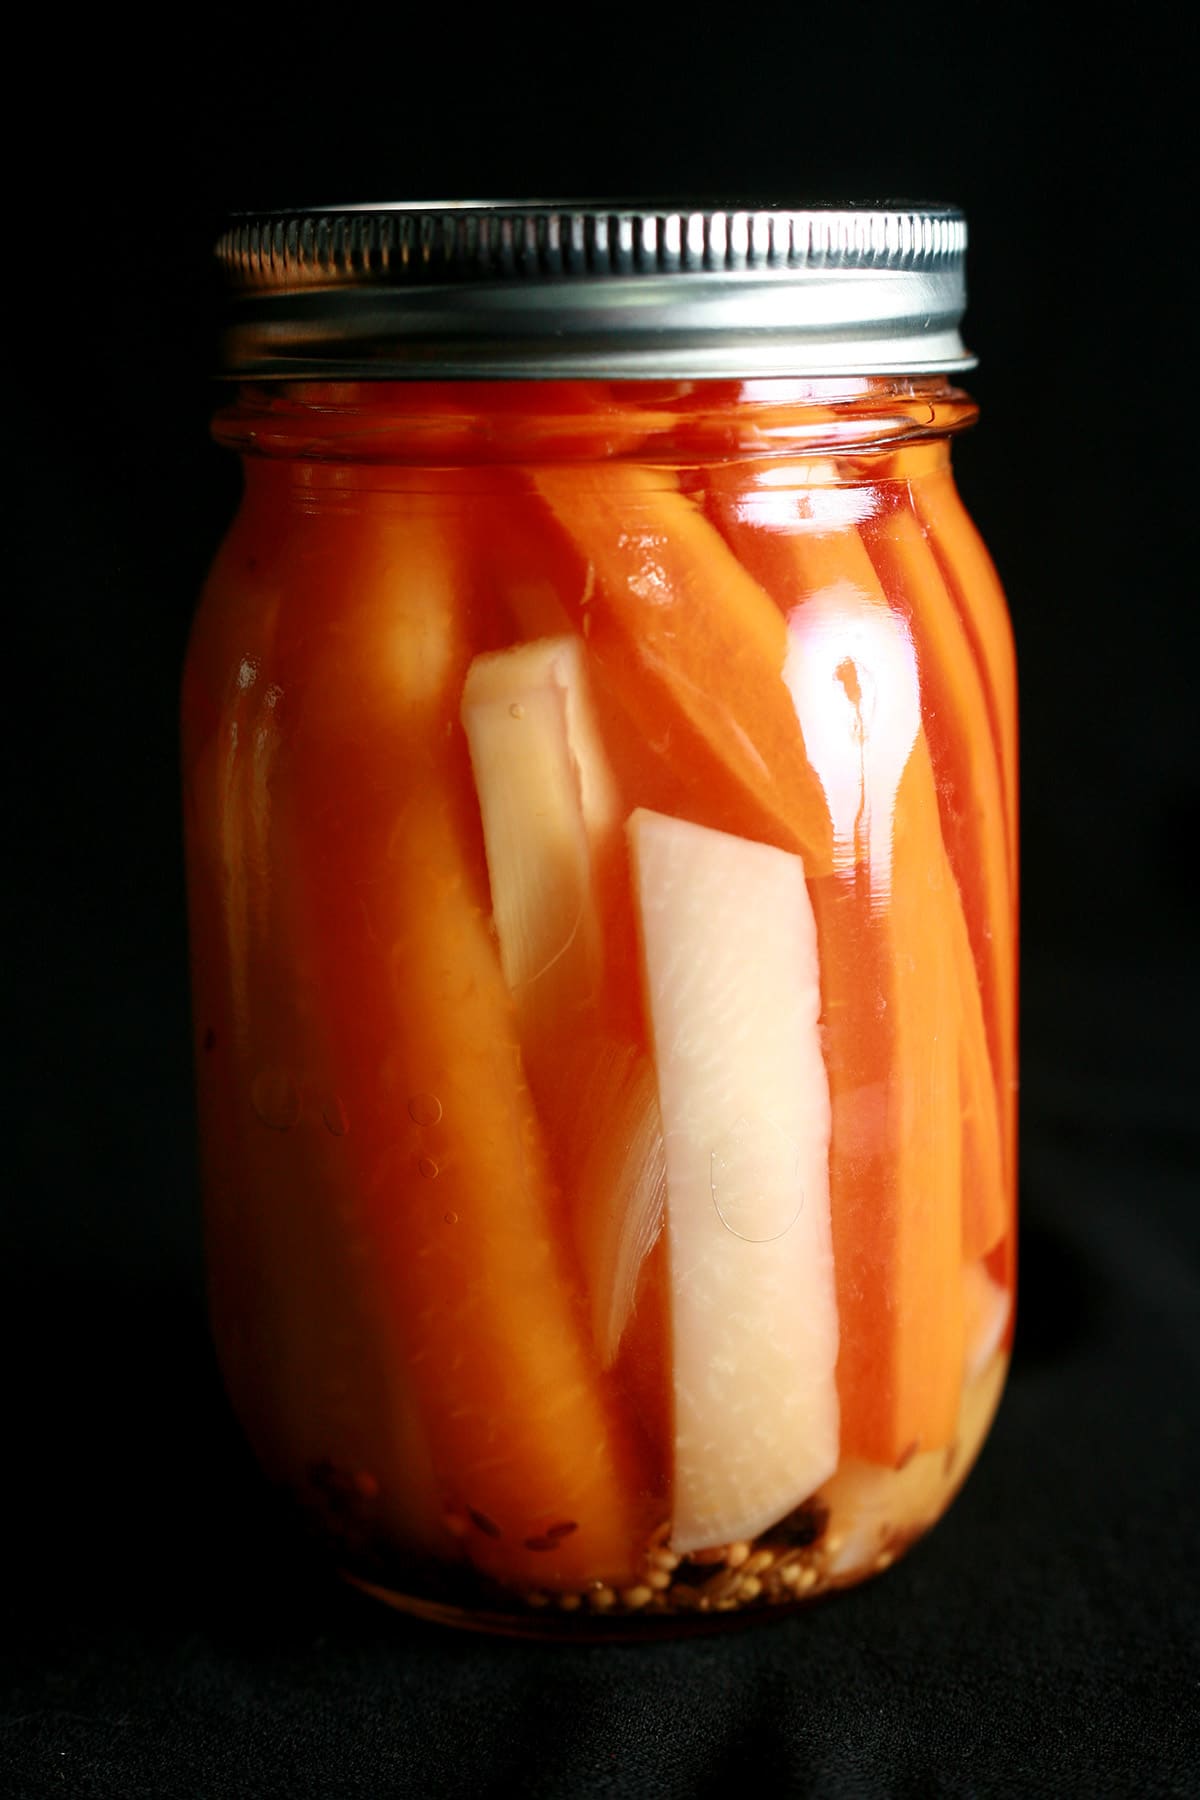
xmin=319 ymin=1351 xmax=1009 ymax=1640
xmin=341 ymin=1571 xmax=816 ymax=1641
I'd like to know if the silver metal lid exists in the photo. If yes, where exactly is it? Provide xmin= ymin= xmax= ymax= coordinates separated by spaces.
xmin=216 ymin=202 xmax=974 ymax=380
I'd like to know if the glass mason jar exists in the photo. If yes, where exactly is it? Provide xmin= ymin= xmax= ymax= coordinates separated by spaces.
xmin=184 ymin=204 xmax=1017 ymax=1636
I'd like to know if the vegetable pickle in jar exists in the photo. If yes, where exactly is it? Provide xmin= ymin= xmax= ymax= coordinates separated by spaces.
xmin=184 ymin=205 xmax=1017 ymax=1636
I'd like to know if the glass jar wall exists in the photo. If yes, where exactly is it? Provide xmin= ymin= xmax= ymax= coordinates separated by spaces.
xmin=182 ymin=374 xmax=1016 ymax=1636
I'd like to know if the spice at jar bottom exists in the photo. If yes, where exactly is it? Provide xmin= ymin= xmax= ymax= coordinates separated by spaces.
xmin=184 ymin=204 xmax=1017 ymax=1638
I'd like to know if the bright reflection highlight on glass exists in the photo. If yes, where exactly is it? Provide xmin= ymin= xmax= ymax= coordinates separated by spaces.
xmin=729 ymin=469 xmax=879 ymax=533
xmin=784 ymin=580 xmax=920 ymax=898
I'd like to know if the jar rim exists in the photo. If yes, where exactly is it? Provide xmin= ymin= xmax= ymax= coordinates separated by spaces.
xmin=215 ymin=201 xmax=976 ymax=381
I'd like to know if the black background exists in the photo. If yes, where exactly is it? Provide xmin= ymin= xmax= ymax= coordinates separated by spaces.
xmin=8 ymin=10 xmax=1198 ymax=1796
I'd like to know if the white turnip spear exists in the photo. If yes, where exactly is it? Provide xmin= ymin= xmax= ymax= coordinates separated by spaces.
xmin=628 ymin=808 xmax=840 ymax=1554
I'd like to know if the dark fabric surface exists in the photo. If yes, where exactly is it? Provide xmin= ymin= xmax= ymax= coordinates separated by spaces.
xmin=10 ymin=10 xmax=1199 ymax=1795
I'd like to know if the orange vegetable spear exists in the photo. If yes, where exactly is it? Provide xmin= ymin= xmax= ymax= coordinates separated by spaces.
xmin=531 ymin=465 xmax=835 ymax=876
xmin=232 ymin=474 xmax=652 ymax=1592
xmin=910 ymin=464 xmax=1019 ymax=882
xmin=860 ymin=485 xmax=1017 ymax=1238
xmin=183 ymin=504 xmax=452 ymax=1556
xmin=709 ymin=473 xmax=972 ymax=1460
xmin=908 ymin=462 xmax=1019 ymax=1300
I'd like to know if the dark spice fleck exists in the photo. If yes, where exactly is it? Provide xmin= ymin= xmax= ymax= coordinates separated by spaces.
xmin=467 ymin=1507 xmax=502 ymax=1539
xmin=308 ymin=1460 xmax=360 ymax=1517
xmin=662 ymin=1558 xmax=711 ymax=1591
xmin=774 ymin=1503 xmax=830 ymax=1549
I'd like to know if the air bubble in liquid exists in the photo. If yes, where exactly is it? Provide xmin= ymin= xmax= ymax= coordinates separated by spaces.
xmin=251 ymin=1068 xmax=301 ymax=1131
xmin=710 ymin=1112 xmax=804 ymax=1242
xmin=322 ymin=1095 xmax=349 ymax=1136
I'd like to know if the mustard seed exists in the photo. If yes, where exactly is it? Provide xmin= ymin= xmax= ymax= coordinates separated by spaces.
xmin=742 ymin=1549 xmax=775 ymax=1577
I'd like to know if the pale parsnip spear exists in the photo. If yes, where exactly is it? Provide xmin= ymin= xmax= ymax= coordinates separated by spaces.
xmin=461 ymin=637 xmax=667 ymax=1372
xmin=461 ymin=637 xmax=619 ymax=1058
